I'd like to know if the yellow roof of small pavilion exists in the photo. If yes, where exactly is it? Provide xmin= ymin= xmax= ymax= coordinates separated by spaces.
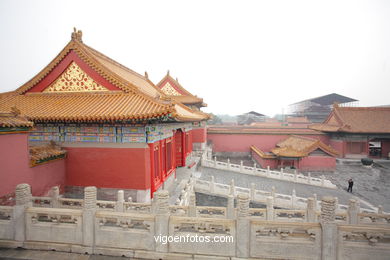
xmin=272 ymin=135 xmax=339 ymax=157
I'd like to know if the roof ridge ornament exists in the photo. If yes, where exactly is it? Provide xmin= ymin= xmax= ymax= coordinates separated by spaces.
xmin=71 ymin=27 xmax=83 ymax=43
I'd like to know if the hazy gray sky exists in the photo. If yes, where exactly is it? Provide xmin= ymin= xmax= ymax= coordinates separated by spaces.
xmin=0 ymin=0 xmax=389 ymax=116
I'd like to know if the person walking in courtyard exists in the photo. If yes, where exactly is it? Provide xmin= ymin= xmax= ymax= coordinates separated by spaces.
xmin=347 ymin=178 xmax=354 ymax=193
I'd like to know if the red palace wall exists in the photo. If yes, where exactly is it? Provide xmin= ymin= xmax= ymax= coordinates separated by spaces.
xmin=329 ymin=139 xmax=345 ymax=158
xmin=65 ymin=146 xmax=151 ymax=190
xmin=65 ymin=129 xmax=192 ymax=196
xmin=300 ymin=156 xmax=336 ymax=171
xmin=192 ymin=128 xmax=207 ymax=143
xmin=0 ymin=133 xmax=65 ymax=198
xmin=208 ymin=133 xmax=329 ymax=153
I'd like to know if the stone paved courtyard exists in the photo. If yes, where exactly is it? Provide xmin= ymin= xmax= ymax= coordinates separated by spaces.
xmin=310 ymin=160 xmax=390 ymax=212
xmin=196 ymin=160 xmax=390 ymax=211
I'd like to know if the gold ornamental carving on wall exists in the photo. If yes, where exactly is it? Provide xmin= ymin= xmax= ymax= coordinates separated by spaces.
xmin=44 ymin=61 xmax=109 ymax=92
xmin=161 ymin=82 xmax=181 ymax=96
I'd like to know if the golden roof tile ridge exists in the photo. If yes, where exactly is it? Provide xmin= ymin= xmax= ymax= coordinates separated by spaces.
xmin=71 ymin=42 xmax=137 ymax=94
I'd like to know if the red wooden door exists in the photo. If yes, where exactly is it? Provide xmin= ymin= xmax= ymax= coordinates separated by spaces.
xmin=175 ymin=130 xmax=183 ymax=167
xmin=161 ymin=141 xmax=167 ymax=180
xmin=150 ymin=142 xmax=162 ymax=195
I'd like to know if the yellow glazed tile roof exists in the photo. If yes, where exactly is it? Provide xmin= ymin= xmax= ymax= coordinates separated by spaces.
xmin=310 ymin=105 xmax=390 ymax=134
xmin=0 ymin=92 xmax=173 ymax=122
xmin=0 ymin=29 xmax=208 ymax=123
xmin=156 ymin=72 xmax=206 ymax=106
xmin=0 ymin=107 xmax=34 ymax=128
xmin=250 ymin=145 xmax=276 ymax=159
xmin=272 ymin=135 xmax=339 ymax=157
xmin=30 ymin=141 xmax=67 ymax=167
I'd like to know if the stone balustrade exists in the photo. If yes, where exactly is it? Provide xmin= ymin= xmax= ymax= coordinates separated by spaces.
xmin=1 ymin=184 xmax=389 ymax=259
xmin=0 ymin=206 xmax=13 ymax=240
xmin=194 ymin=177 xmax=379 ymax=214
xmin=201 ymin=157 xmax=337 ymax=189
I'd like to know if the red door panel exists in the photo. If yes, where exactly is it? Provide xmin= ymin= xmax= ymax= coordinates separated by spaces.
xmin=175 ymin=130 xmax=183 ymax=167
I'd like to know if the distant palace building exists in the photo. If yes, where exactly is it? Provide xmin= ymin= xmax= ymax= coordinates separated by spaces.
xmin=288 ymin=93 xmax=358 ymax=123
xmin=310 ymin=104 xmax=390 ymax=159
xmin=208 ymin=105 xmax=390 ymax=171
xmin=0 ymin=29 xmax=209 ymax=202
xmin=156 ymin=71 xmax=207 ymax=111
xmin=237 ymin=111 xmax=266 ymax=125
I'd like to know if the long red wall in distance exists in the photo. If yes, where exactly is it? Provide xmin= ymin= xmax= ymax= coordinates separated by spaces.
xmin=65 ymin=147 xmax=151 ymax=190
xmin=208 ymin=133 xmax=329 ymax=153
xmin=0 ymin=133 xmax=65 ymax=198
xmin=192 ymin=128 xmax=207 ymax=143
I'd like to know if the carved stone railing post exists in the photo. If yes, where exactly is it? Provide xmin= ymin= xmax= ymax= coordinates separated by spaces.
xmin=240 ymin=160 xmax=243 ymax=172
xmin=313 ymin=193 xmax=318 ymax=210
xmin=306 ymin=197 xmax=316 ymax=222
xmin=83 ymin=186 xmax=97 ymax=252
xmin=50 ymin=186 xmax=60 ymax=208
xmin=154 ymin=190 xmax=170 ymax=253
xmin=267 ymin=166 xmax=270 ymax=177
xmin=227 ymin=194 xmax=235 ymax=219
xmin=320 ymin=196 xmax=337 ymax=260
xmin=250 ymin=183 xmax=255 ymax=200
xmin=280 ymin=167 xmax=284 ymax=179
xmin=14 ymin=183 xmax=32 ymax=243
xmin=377 ymin=205 xmax=384 ymax=223
xmin=294 ymin=169 xmax=298 ymax=182
xmin=291 ymin=189 xmax=296 ymax=208
xmin=115 ymin=190 xmax=124 ymax=212
xmin=307 ymin=172 xmax=311 ymax=184
xmin=227 ymin=158 xmax=231 ymax=169
xmin=214 ymin=156 xmax=217 ymax=167
xmin=347 ymin=199 xmax=359 ymax=225
xmin=210 ymin=176 xmax=215 ymax=193
xmin=271 ymin=186 xmax=276 ymax=200
xmin=266 ymin=196 xmax=274 ymax=221
xmin=321 ymin=175 xmax=325 ymax=187
xmin=188 ymin=192 xmax=196 ymax=217
xmin=236 ymin=194 xmax=250 ymax=258
xmin=230 ymin=179 xmax=235 ymax=196
xmin=321 ymin=196 xmax=336 ymax=222
xmin=180 ymin=190 xmax=186 ymax=205
xmin=378 ymin=205 xmax=383 ymax=214
xmin=334 ymin=197 xmax=339 ymax=212
xmin=253 ymin=162 xmax=256 ymax=173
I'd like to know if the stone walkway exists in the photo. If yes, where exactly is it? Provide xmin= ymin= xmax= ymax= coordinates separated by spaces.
xmin=310 ymin=161 xmax=390 ymax=212
xmin=167 ymin=155 xmax=199 ymax=204
xmin=197 ymin=166 xmax=376 ymax=210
